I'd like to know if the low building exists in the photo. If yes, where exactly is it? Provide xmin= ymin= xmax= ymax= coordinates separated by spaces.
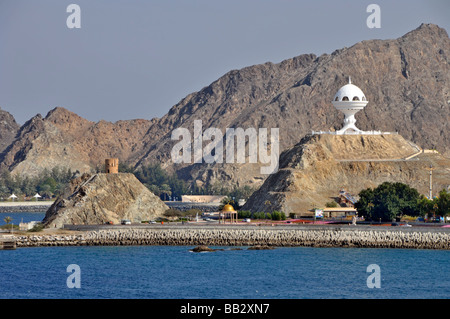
xmin=322 ymin=207 xmax=357 ymax=218
xmin=19 ymin=221 xmax=40 ymax=231
xmin=181 ymin=195 xmax=227 ymax=203
xmin=338 ymin=189 xmax=358 ymax=207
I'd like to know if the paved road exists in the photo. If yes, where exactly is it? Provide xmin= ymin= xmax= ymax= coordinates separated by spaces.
xmin=63 ymin=222 xmax=450 ymax=233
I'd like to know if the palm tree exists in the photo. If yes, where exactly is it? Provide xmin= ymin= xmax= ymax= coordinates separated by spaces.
xmin=3 ymin=216 xmax=13 ymax=233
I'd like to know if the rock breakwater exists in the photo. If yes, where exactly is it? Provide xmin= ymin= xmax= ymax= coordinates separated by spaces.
xmin=0 ymin=203 xmax=52 ymax=213
xmin=12 ymin=226 xmax=450 ymax=250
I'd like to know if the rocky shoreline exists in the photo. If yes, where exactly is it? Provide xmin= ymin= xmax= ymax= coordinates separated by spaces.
xmin=11 ymin=226 xmax=450 ymax=250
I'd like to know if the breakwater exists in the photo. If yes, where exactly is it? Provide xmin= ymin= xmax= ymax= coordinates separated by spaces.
xmin=0 ymin=202 xmax=53 ymax=213
xmin=11 ymin=225 xmax=450 ymax=249
xmin=165 ymin=202 xmax=220 ymax=212
xmin=0 ymin=201 xmax=217 ymax=213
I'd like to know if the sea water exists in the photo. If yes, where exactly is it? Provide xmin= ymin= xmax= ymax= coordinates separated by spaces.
xmin=0 ymin=244 xmax=449 ymax=299
xmin=1 ymin=212 xmax=449 ymax=299
xmin=0 ymin=212 xmax=45 ymax=226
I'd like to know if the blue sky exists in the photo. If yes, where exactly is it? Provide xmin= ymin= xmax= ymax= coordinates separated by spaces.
xmin=0 ymin=0 xmax=449 ymax=124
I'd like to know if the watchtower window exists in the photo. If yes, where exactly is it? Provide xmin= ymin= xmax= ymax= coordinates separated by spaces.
xmin=342 ymin=96 xmax=349 ymax=101
xmin=352 ymin=96 xmax=360 ymax=101
xmin=335 ymin=97 xmax=339 ymax=101
xmin=362 ymin=96 xmax=366 ymax=101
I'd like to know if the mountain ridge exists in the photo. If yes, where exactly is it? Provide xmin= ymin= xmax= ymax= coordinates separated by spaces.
xmin=0 ymin=23 xmax=448 ymax=191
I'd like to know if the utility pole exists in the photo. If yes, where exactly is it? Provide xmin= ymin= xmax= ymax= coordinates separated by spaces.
xmin=426 ymin=164 xmax=435 ymax=200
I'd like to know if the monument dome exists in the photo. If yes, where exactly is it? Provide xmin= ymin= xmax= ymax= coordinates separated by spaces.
xmin=333 ymin=78 xmax=367 ymax=102
xmin=332 ymin=77 xmax=369 ymax=134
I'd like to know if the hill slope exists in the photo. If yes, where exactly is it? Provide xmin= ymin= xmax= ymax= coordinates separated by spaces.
xmin=242 ymin=134 xmax=450 ymax=215
xmin=43 ymin=173 xmax=168 ymax=228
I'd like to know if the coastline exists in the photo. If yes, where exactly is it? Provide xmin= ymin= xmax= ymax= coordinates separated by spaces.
xmin=8 ymin=224 xmax=450 ymax=250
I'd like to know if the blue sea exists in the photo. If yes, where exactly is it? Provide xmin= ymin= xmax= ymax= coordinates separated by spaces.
xmin=0 ymin=212 xmax=45 ymax=226
xmin=1 ymin=213 xmax=449 ymax=299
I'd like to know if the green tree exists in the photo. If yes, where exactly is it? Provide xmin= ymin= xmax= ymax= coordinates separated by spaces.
xmin=271 ymin=211 xmax=286 ymax=221
xmin=355 ymin=182 xmax=421 ymax=222
xmin=3 ymin=216 xmax=13 ymax=232
xmin=135 ymin=164 xmax=187 ymax=200
xmin=164 ymin=208 xmax=183 ymax=218
xmin=435 ymin=189 xmax=450 ymax=219
xmin=160 ymin=184 xmax=172 ymax=201
xmin=238 ymin=210 xmax=251 ymax=219
xmin=325 ymin=201 xmax=338 ymax=208
xmin=417 ymin=195 xmax=434 ymax=217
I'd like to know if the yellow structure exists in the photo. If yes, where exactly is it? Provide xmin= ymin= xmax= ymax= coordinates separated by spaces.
xmin=220 ymin=204 xmax=238 ymax=224
xmin=105 ymin=158 xmax=119 ymax=174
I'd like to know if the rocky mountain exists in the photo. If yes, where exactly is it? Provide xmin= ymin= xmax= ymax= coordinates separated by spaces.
xmin=0 ymin=107 xmax=156 ymax=176
xmin=43 ymin=173 xmax=168 ymax=228
xmin=0 ymin=23 xmax=449 ymax=191
xmin=135 ymin=23 xmax=449 ymax=189
xmin=0 ymin=107 xmax=20 ymax=154
xmin=242 ymin=134 xmax=450 ymax=215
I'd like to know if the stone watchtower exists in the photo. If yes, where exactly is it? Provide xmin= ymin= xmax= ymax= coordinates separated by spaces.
xmin=105 ymin=158 xmax=119 ymax=174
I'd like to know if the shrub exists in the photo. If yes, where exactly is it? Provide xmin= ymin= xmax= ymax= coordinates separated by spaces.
xmin=164 ymin=208 xmax=183 ymax=218
xmin=238 ymin=210 xmax=251 ymax=219
xmin=325 ymin=201 xmax=338 ymax=208
xmin=272 ymin=211 xmax=286 ymax=221
xmin=252 ymin=212 xmax=266 ymax=220
xmin=28 ymin=223 xmax=44 ymax=232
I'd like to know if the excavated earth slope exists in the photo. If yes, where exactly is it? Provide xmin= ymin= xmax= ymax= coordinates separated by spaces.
xmin=243 ymin=134 xmax=450 ymax=215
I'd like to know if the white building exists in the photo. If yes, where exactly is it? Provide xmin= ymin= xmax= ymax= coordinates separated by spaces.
xmin=332 ymin=77 xmax=369 ymax=134
xmin=312 ymin=77 xmax=393 ymax=136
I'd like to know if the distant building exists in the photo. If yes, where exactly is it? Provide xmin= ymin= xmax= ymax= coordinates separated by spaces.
xmin=339 ymin=189 xmax=358 ymax=207
xmin=19 ymin=221 xmax=40 ymax=231
xmin=105 ymin=158 xmax=119 ymax=174
xmin=181 ymin=195 xmax=226 ymax=203
xmin=312 ymin=77 xmax=392 ymax=136
xmin=322 ymin=207 xmax=357 ymax=218
xmin=331 ymin=77 xmax=368 ymax=134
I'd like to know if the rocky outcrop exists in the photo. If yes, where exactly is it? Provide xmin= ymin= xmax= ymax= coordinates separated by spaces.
xmin=0 ymin=107 xmax=20 ymax=154
xmin=190 ymin=245 xmax=218 ymax=252
xmin=43 ymin=173 xmax=168 ymax=228
xmin=242 ymin=134 xmax=450 ymax=215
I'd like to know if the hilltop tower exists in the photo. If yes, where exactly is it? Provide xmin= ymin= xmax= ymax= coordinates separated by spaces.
xmin=105 ymin=158 xmax=119 ymax=174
